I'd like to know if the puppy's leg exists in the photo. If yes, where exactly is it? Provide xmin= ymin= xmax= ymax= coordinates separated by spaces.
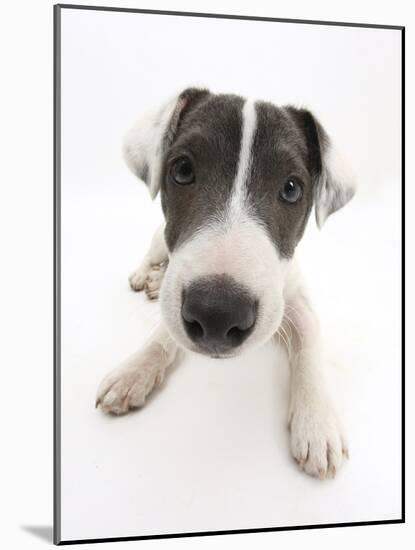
xmin=96 ymin=323 xmax=180 ymax=415
xmin=279 ymin=285 xmax=349 ymax=479
xmin=129 ymin=223 xmax=168 ymax=298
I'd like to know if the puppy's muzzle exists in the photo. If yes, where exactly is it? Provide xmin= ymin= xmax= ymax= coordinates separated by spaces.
xmin=181 ymin=275 xmax=257 ymax=356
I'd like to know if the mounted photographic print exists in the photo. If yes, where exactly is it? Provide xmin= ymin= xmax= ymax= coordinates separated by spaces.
xmin=54 ymin=4 xmax=404 ymax=545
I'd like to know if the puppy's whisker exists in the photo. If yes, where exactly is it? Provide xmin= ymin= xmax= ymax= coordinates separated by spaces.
xmin=282 ymin=311 xmax=303 ymax=351
xmin=283 ymin=305 xmax=302 ymax=335
xmin=278 ymin=324 xmax=292 ymax=360
xmin=277 ymin=329 xmax=288 ymax=355
xmin=284 ymin=303 xmax=301 ymax=321
xmin=283 ymin=316 xmax=294 ymax=341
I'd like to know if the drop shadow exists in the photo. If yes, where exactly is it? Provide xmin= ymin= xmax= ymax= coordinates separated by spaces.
xmin=21 ymin=525 xmax=53 ymax=544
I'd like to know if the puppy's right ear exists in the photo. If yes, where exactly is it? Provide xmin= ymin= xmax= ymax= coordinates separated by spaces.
xmin=123 ymin=88 xmax=210 ymax=198
xmin=286 ymin=107 xmax=356 ymax=228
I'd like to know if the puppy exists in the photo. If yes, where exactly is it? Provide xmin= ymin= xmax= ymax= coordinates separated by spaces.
xmin=96 ymin=88 xmax=355 ymax=479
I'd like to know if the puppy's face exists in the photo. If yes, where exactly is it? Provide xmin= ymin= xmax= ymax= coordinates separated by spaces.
xmin=124 ymin=89 xmax=355 ymax=358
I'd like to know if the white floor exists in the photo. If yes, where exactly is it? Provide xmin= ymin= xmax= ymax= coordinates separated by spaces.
xmin=60 ymin=179 xmax=402 ymax=541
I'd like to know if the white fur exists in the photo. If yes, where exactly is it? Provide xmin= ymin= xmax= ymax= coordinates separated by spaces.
xmin=226 ymin=100 xmax=257 ymax=223
xmin=315 ymin=143 xmax=356 ymax=227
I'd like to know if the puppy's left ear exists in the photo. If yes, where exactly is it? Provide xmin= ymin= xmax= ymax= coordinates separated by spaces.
xmin=287 ymin=107 xmax=356 ymax=228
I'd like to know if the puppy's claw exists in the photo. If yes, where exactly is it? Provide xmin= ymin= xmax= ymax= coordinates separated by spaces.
xmin=328 ymin=465 xmax=337 ymax=479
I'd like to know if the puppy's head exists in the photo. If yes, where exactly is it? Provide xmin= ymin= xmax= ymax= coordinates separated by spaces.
xmin=124 ymin=88 xmax=355 ymax=358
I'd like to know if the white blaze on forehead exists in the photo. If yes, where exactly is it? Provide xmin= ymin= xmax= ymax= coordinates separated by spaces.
xmin=227 ymin=99 xmax=257 ymax=221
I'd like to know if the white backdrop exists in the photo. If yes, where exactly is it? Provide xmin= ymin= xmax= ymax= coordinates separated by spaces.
xmin=58 ymin=6 xmax=402 ymax=542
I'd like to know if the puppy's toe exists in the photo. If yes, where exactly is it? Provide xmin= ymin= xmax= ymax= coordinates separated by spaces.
xmin=129 ymin=269 xmax=148 ymax=291
xmin=302 ymin=439 xmax=329 ymax=479
xmin=145 ymin=288 xmax=160 ymax=300
xmin=144 ymin=277 xmax=161 ymax=300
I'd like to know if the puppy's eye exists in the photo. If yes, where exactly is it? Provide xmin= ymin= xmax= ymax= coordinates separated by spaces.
xmin=279 ymin=178 xmax=303 ymax=204
xmin=170 ymin=156 xmax=195 ymax=185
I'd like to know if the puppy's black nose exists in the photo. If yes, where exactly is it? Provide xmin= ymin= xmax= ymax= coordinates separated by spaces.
xmin=181 ymin=275 xmax=257 ymax=354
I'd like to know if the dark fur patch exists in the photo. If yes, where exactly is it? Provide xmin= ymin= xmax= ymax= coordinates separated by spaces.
xmin=247 ymin=102 xmax=319 ymax=257
xmin=159 ymin=90 xmax=325 ymax=258
xmin=161 ymin=91 xmax=243 ymax=251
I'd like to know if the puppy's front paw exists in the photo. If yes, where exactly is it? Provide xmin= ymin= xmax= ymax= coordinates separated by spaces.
xmin=96 ymin=362 xmax=165 ymax=415
xmin=289 ymin=398 xmax=349 ymax=479
xmin=129 ymin=264 xmax=150 ymax=292
xmin=129 ymin=261 xmax=168 ymax=298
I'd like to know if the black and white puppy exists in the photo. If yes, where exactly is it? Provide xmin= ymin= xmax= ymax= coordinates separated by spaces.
xmin=96 ymin=88 xmax=355 ymax=479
